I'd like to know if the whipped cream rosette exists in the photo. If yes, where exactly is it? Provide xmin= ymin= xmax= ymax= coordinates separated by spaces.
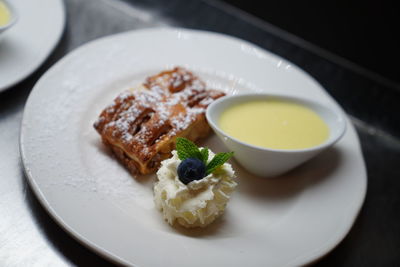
xmin=154 ymin=138 xmax=237 ymax=228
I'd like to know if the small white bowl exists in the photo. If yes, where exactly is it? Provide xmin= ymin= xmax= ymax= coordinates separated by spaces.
xmin=206 ymin=93 xmax=347 ymax=177
xmin=0 ymin=0 xmax=18 ymax=36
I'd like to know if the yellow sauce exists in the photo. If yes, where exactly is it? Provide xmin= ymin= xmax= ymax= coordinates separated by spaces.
xmin=0 ymin=1 xmax=11 ymax=27
xmin=219 ymin=99 xmax=329 ymax=150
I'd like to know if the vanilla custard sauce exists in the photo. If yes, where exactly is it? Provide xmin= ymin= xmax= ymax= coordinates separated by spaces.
xmin=219 ymin=99 xmax=329 ymax=150
xmin=0 ymin=2 xmax=11 ymax=26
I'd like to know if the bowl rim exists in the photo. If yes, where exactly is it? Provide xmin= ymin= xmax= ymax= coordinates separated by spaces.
xmin=206 ymin=93 xmax=347 ymax=154
xmin=0 ymin=0 xmax=18 ymax=31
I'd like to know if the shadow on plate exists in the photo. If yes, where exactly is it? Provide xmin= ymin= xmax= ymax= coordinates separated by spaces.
xmin=90 ymin=137 xmax=154 ymax=184
xmin=234 ymin=147 xmax=343 ymax=202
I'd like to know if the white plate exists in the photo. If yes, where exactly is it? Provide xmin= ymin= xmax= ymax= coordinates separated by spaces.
xmin=20 ymin=28 xmax=367 ymax=267
xmin=0 ymin=0 xmax=65 ymax=92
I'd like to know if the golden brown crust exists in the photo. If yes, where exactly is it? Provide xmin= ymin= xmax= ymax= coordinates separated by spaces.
xmin=94 ymin=67 xmax=225 ymax=174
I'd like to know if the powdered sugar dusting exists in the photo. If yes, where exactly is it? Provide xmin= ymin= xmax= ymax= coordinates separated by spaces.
xmin=93 ymin=67 xmax=225 ymax=170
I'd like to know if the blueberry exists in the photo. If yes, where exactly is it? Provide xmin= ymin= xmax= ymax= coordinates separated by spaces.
xmin=177 ymin=158 xmax=206 ymax=185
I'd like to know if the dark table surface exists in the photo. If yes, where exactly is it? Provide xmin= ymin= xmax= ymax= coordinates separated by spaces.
xmin=0 ymin=0 xmax=399 ymax=266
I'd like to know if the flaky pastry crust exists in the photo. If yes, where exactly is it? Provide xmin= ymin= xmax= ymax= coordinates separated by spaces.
xmin=94 ymin=67 xmax=225 ymax=174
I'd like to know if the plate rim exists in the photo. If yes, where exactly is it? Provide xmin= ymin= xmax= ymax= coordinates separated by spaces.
xmin=20 ymin=27 xmax=367 ymax=266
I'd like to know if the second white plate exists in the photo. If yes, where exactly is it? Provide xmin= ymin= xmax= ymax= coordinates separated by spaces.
xmin=20 ymin=28 xmax=366 ymax=267
xmin=0 ymin=0 xmax=65 ymax=92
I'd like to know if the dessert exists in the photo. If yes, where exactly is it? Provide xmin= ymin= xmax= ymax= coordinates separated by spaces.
xmin=0 ymin=1 xmax=10 ymax=27
xmin=154 ymin=138 xmax=237 ymax=228
xmin=219 ymin=99 xmax=329 ymax=150
xmin=94 ymin=67 xmax=225 ymax=174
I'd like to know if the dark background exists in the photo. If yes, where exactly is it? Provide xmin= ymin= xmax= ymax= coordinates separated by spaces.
xmin=1 ymin=0 xmax=398 ymax=266
xmin=223 ymin=0 xmax=399 ymax=88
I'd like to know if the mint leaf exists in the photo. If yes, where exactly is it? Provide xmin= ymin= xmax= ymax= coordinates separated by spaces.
xmin=206 ymin=152 xmax=234 ymax=175
xmin=176 ymin=137 xmax=202 ymax=161
xmin=200 ymin=148 xmax=209 ymax=164
xmin=175 ymin=138 xmax=234 ymax=176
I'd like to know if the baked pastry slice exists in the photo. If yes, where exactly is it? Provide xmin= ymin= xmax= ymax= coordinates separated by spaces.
xmin=94 ymin=67 xmax=225 ymax=174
